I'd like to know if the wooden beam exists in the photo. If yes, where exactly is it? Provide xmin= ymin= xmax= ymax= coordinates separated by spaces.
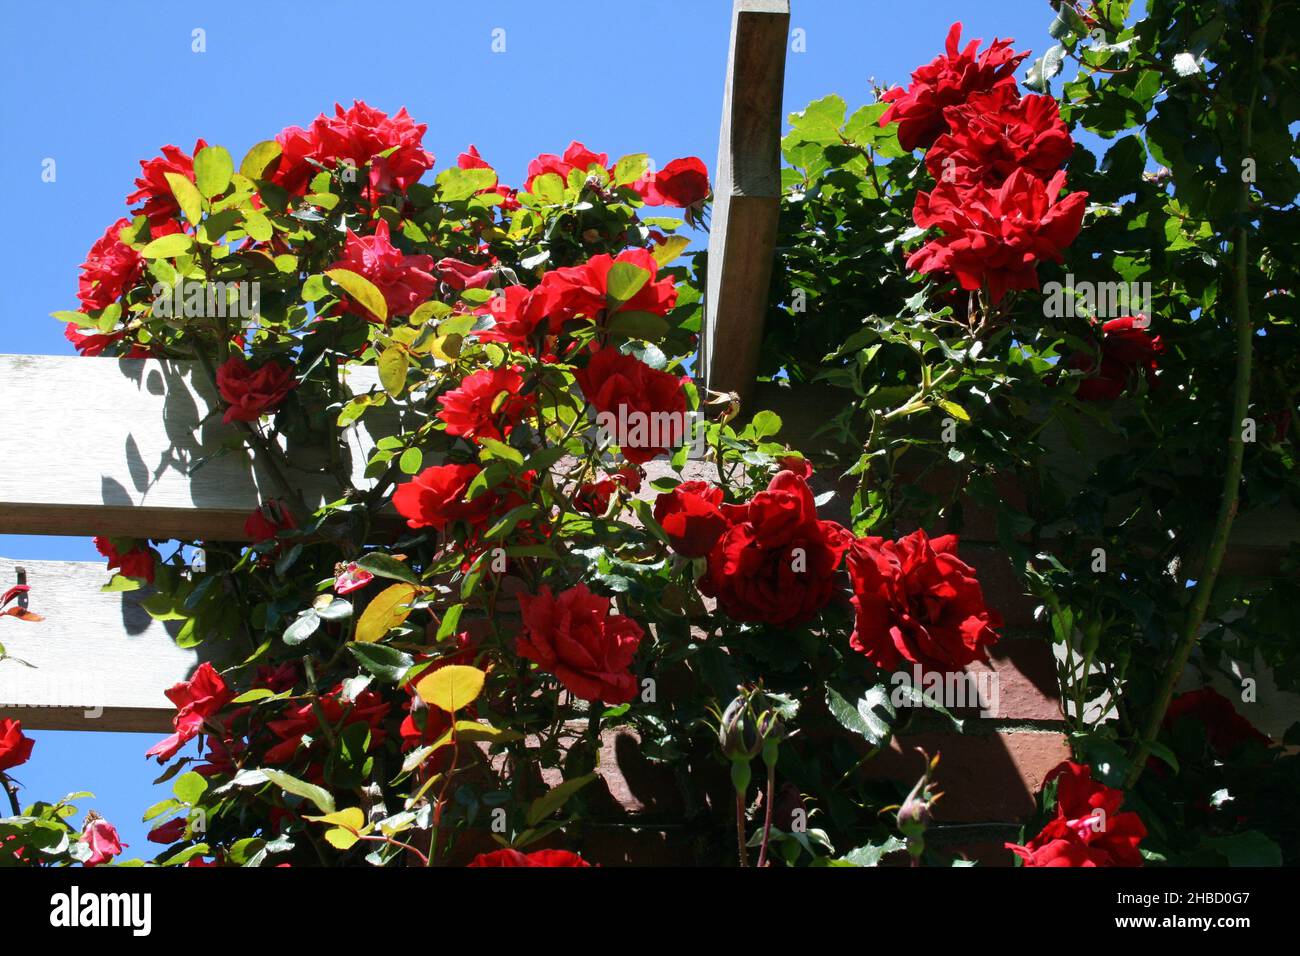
xmin=0 ymin=556 xmax=196 ymax=732
xmin=699 ymin=0 xmax=790 ymax=405
xmin=0 ymin=354 xmax=388 ymax=542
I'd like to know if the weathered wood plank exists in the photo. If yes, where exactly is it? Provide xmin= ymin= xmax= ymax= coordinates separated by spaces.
xmin=0 ymin=354 xmax=386 ymax=542
xmin=699 ymin=0 xmax=790 ymax=405
xmin=0 ymin=556 xmax=196 ymax=732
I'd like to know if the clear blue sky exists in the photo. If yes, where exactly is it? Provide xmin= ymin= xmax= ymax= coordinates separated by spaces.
xmin=1 ymin=0 xmax=1065 ymax=855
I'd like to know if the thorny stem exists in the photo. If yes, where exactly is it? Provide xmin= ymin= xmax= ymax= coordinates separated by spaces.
xmin=756 ymin=761 xmax=777 ymax=868
xmin=2 ymin=774 xmax=21 ymax=817
xmin=1124 ymin=0 xmax=1269 ymax=789
xmin=735 ymin=789 xmax=749 ymax=868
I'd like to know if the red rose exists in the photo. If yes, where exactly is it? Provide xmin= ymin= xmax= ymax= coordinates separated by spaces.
xmin=328 ymin=220 xmax=437 ymax=322
xmin=574 ymin=466 xmax=642 ymax=517
xmin=245 ymin=500 xmax=297 ymax=542
xmin=147 ymin=817 xmax=188 ymax=844
xmin=64 ymin=322 xmax=150 ymax=359
xmin=475 ymin=285 xmax=551 ymax=349
xmin=575 ymin=349 xmax=689 ymax=465
xmin=145 ymin=662 xmax=234 ymax=763
xmin=653 ymin=481 xmax=730 ymax=557
xmin=468 ymin=848 xmax=591 ymax=867
xmin=81 ymin=817 xmax=126 ymax=867
xmin=701 ymin=470 xmax=852 ymax=626
xmin=525 ymin=141 xmax=609 ymax=191
xmin=1164 ymin=687 xmax=1270 ymax=757
xmin=1006 ymin=761 xmax=1146 ymax=867
xmin=392 ymin=463 xmax=496 ymax=532
xmin=126 ymin=139 xmax=208 ymax=231
xmin=636 ymin=157 xmax=710 ymax=208
xmin=879 ymin=22 xmax=1029 ymax=152
xmin=516 ymin=584 xmax=643 ymax=704
xmin=0 ymin=719 xmax=34 ymax=773
xmin=435 ymin=256 xmax=496 ymax=291
xmin=1065 ymin=316 xmax=1165 ymax=401
xmin=272 ymin=101 xmax=434 ymax=195
xmin=334 ymin=563 xmax=375 ymax=596
xmin=926 ymin=89 xmax=1074 ymax=188
xmin=846 ymin=529 xmax=1002 ymax=671
xmin=77 ymin=218 xmax=144 ymax=313
xmin=437 ymin=366 xmax=535 ymax=443
xmin=93 ymin=535 xmax=156 ymax=583
xmin=216 ymin=354 xmax=297 ymax=425
xmin=907 ymin=168 xmax=1088 ymax=304
xmin=264 ymin=683 xmax=390 ymax=766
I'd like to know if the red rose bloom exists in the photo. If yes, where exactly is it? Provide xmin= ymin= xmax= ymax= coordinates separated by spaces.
xmin=147 ymin=817 xmax=188 ymax=844
xmin=1164 ymin=687 xmax=1270 ymax=757
xmin=574 ymin=466 xmax=642 ymax=517
xmin=533 ymin=249 xmax=677 ymax=332
xmin=475 ymin=285 xmax=551 ymax=349
xmin=93 ymin=535 xmax=156 ymax=583
xmin=1065 ymin=316 xmax=1165 ymax=401
xmin=146 ymin=662 xmax=234 ymax=763
xmin=926 ymin=88 xmax=1074 ymax=188
xmin=245 ymin=500 xmax=297 ymax=542
xmin=907 ymin=168 xmax=1088 ymax=304
xmin=636 ymin=156 xmax=710 ymax=208
xmin=846 ymin=529 xmax=1002 ymax=671
xmin=879 ymin=22 xmax=1029 ymax=152
xmin=437 ymin=367 xmax=535 ymax=443
xmin=77 ymin=218 xmax=144 ymax=313
xmin=393 ymin=463 xmax=507 ymax=532
xmin=328 ymin=219 xmax=437 ymax=322
xmin=264 ymin=684 xmax=390 ymax=766
xmin=653 ymin=481 xmax=730 ymax=557
xmin=1007 ymin=761 xmax=1147 ymax=867
xmin=701 ymin=470 xmax=852 ymax=626
xmin=272 ymin=101 xmax=434 ymax=196
xmin=525 ymin=141 xmax=609 ymax=191
xmin=216 ymin=354 xmax=297 ymax=425
xmin=575 ymin=349 xmax=689 ymax=465
xmin=82 ymin=818 xmax=125 ymax=867
xmin=126 ymin=139 xmax=208 ymax=231
xmin=435 ymin=256 xmax=496 ymax=291
xmin=0 ymin=719 xmax=34 ymax=773
xmin=468 ymin=848 xmax=591 ymax=867
xmin=516 ymin=584 xmax=643 ymax=704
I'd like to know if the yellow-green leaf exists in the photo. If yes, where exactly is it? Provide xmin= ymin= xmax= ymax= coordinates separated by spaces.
xmin=164 ymin=172 xmax=204 ymax=226
xmin=936 ymin=399 xmax=970 ymax=422
xmin=243 ymin=209 xmax=273 ymax=242
xmin=305 ymin=806 xmax=365 ymax=831
xmin=194 ymin=145 xmax=234 ymax=199
xmin=240 ymin=140 xmax=283 ymax=180
xmin=354 ymin=583 xmax=416 ymax=643
xmin=327 ymin=268 xmax=387 ymax=322
xmin=324 ymin=828 xmax=360 ymax=850
xmin=453 ymin=720 xmax=523 ymax=743
xmin=653 ymin=234 xmax=690 ymax=267
xmin=416 ymin=665 xmax=486 ymax=713
xmin=141 ymin=233 xmax=195 ymax=259
xmin=378 ymin=346 xmax=408 ymax=397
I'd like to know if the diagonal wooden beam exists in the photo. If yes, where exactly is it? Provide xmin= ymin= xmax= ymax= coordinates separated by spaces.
xmin=0 ymin=555 xmax=197 ymax=732
xmin=699 ymin=0 xmax=790 ymax=405
xmin=0 ymin=354 xmax=387 ymax=542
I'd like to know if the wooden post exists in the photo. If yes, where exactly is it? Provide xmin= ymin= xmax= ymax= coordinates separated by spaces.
xmin=699 ymin=0 xmax=790 ymax=406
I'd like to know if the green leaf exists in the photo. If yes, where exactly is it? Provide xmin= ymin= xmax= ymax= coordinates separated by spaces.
xmin=613 ymin=153 xmax=650 ymax=186
xmin=194 ymin=145 xmax=234 ymax=199
xmin=355 ymin=553 xmax=420 ymax=586
xmin=530 ymin=172 xmax=566 ymax=205
xmin=283 ymin=609 xmax=321 ymax=646
xmin=172 ymin=772 xmax=208 ymax=805
xmin=477 ymin=436 xmax=524 ymax=467
xmin=525 ymin=774 xmax=595 ymax=826
xmin=398 ymin=447 xmax=423 ymax=475
xmin=751 ymin=409 xmax=782 ymax=439
xmin=436 ymin=603 xmax=466 ymax=641
xmin=605 ymin=310 xmax=669 ymax=341
xmin=936 ymin=399 xmax=969 ymax=422
xmin=261 ymin=768 xmax=336 ymax=814
xmin=327 ymin=268 xmax=388 ymax=322
xmin=239 ymin=140 xmax=282 ymax=180
xmin=824 ymin=684 xmax=894 ymax=747
xmin=348 ymin=642 xmax=414 ymax=682
xmin=141 ymin=233 xmax=195 ymax=259
xmin=837 ymin=837 xmax=907 ymax=867
xmin=164 ymin=172 xmax=204 ymax=226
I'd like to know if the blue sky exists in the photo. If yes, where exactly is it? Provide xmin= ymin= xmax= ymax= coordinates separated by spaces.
xmin=0 ymin=0 xmax=1065 ymax=854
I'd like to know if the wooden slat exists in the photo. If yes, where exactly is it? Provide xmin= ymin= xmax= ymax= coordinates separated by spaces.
xmin=0 ymin=354 xmax=388 ymax=542
xmin=0 ymin=556 xmax=197 ymax=731
xmin=699 ymin=0 xmax=790 ymax=404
